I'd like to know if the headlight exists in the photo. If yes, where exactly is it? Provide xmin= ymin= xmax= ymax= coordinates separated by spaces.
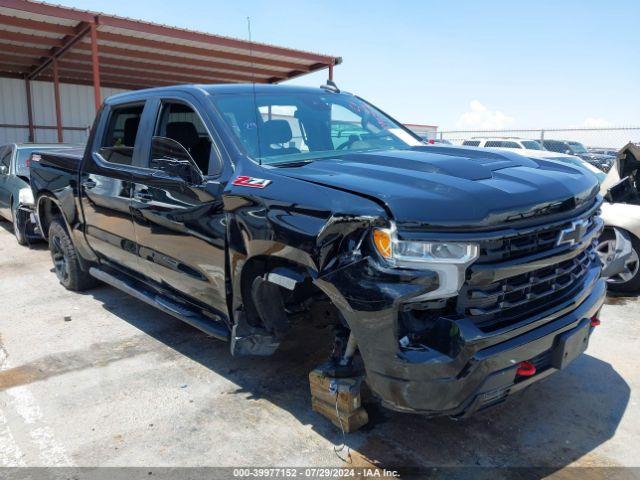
xmin=373 ymin=225 xmax=479 ymax=300
xmin=18 ymin=187 xmax=34 ymax=206
xmin=373 ymin=227 xmax=479 ymax=266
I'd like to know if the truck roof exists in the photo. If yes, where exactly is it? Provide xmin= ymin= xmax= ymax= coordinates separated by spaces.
xmin=105 ymin=83 xmax=345 ymax=104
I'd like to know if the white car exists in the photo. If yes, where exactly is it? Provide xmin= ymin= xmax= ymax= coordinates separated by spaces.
xmin=462 ymin=137 xmax=544 ymax=150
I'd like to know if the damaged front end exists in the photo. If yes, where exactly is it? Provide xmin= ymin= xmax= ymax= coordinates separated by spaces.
xmin=315 ymin=200 xmax=606 ymax=416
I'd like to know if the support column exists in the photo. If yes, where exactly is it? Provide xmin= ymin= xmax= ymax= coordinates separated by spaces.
xmin=52 ymin=58 xmax=63 ymax=143
xmin=24 ymin=78 xmax=34 ymax=142
xmin=90 ymin=21 xmax=101 ymax=112
xmin=328 ymin=63 xmax=334 ymax=81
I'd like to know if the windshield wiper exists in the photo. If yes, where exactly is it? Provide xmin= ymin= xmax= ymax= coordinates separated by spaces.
xmin=268 ymin=159 xmax=316 ymax=168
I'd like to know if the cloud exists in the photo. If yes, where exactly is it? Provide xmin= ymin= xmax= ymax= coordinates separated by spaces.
xmin=456 ymin=100 xmax=514 ymax=129
xmin=582 ymin=117 xmax=613 ymax=128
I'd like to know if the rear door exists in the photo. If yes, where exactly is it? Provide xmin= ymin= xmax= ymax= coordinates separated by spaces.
xmin=130 ymin=94 xmax=228 ymax=315
xmin=80 ymin=101 xmax=151 ymax=274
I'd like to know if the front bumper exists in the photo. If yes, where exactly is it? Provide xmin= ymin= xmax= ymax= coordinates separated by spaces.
xmin=317 ymin=257 xmax=605 ymax=417
xmin=16 ymin=204 xmax=42 ymax=241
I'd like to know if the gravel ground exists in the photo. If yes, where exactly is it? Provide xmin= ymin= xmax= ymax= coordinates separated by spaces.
xmin=0 ymin=220 xmax=638 ymax=476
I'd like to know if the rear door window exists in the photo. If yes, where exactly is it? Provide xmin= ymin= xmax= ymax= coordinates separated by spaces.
xmin=99 ymin=104 xmax=145 ymax=165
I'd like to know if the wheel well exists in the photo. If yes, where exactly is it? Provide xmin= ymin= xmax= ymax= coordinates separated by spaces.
xmin=239 ymin=256 xmax=343 ymax=331
xmin=37 ymin=196 xmax=63 ymax=239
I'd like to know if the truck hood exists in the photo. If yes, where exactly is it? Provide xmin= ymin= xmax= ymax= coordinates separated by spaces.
xmin=275 ymin=146 xmax=599 ymax=230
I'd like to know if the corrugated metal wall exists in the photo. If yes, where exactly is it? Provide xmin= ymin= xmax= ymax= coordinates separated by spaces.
xmin=0 ymin=77 xmax=127 ymax=145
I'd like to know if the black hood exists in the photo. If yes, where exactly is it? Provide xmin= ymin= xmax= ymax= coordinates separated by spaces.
xmin=275 ymin=146 xmax=599 ymax=230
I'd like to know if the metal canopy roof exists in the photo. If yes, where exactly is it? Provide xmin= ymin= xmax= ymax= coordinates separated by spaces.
xmin=0 ymin=0 xmax=341 ymax=91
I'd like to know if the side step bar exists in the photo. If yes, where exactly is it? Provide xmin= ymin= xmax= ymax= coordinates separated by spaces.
xmin=89 ymin=267 xmax=230 ymax=342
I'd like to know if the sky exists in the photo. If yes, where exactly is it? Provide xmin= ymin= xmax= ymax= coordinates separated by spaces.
xmin=54 ymin=0 xmax=640 ymax=131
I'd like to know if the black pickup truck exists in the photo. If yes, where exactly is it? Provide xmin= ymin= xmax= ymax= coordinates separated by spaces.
xmin=29 ymin=84 xmax=605 ymax=417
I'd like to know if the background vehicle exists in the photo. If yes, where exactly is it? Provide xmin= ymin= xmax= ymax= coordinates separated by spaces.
xmin=462 ymin=137 xmax=543 ymax=149
xmin=418 ymin=135 xmax=452 ymax=145
xmin=30 ymin=84 xmax=605 ymax=417
xmin=0 ymin=143 xmax=78 ymax=244
xmin=542 ymin=140 xmax=614 ymax=172
xmin=598 ymin=142 xmax=640 ymax=292
xmin=589 ymin=147 xmax=619 ymax=157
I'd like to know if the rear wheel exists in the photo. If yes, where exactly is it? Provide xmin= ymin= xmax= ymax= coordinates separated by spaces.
xmin=597 ymin=229 xmax=640 ymax=293
xmin=48 ymin=219 xmax=98 ymax=291
xmin=11 ymin=204 xmax=27 ymax=246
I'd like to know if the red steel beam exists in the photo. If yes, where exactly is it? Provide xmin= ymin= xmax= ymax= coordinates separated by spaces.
xmin=0 ymin=123 xmax=90 ymax=131
xmin=0 ymin=43 xmax=51 ymax=58
xmin=0 ymin=1 xmax=335 ymax=65
xmin=37 ymin=69 xmax=174 ymax=89
xmin=0 ymin=0 xmax=95 ymax=22
xmin=63 ymin=52 xmax=274 ymax=82
xmin=0 ymin=13 xmax=76 ymax=36
xmin=97 ymin=31 xmax=314 ymax=72
xmin=24 ymin=78 xmax=34 ymax=142
xmin=0 ymin=63 xmax=31 ymax=75
xmin=28 ymin=21 xmax=92 ymax=79
xmin=52 ymin=58 xmax=63 ymax=142
xmin=0 ymin=29 xmax=64 ymax=47
xmin=35 ymin=75 xmax=157 ymax=91
xmin=0 ymin=54 xmax=40 ymax=66
xmin=72 ymin=43 xmax=287 ymax=79
xmin=90 ymin=22 xmax=101 ymax=111
xmin=96 ymin=14 xmax=335 ymax=65
xmin=58 ymin=60 xmax=261 ymax=85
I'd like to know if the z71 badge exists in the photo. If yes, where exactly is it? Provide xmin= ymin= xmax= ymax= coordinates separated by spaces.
xmin=231 ymin=176 xmax=272 ymax=188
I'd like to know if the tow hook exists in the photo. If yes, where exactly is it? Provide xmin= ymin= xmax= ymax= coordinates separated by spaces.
xmin=516 ymin=360 xmax=536 ymax=377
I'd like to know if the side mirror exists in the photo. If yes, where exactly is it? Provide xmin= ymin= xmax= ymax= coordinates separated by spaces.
xmin=150 ymin=136 xmax=203 ymax=184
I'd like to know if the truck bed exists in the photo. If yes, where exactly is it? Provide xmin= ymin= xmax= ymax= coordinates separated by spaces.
xmin=29 ymin=148 xmax=84 ymax=202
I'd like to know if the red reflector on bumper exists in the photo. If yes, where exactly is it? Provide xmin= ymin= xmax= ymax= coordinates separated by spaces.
xmin=516 ymin=361 xmax=536 ymax=377
xmin=590 ymin=316 xmax=601 ymax=327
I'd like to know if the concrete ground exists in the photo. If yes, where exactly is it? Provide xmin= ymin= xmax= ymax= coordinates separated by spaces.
xmin=0 ymin=219 xmax=638 ymax=475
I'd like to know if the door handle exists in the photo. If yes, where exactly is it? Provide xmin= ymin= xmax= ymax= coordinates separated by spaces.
xmin=82 ymin=179 xmax=97 ymax=189
xmin=134 ymin=190 xmax=153 ymax=202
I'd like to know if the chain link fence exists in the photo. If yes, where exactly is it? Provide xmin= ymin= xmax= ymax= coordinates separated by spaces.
xmin=433 ymin=127 xmax=640 ymax=151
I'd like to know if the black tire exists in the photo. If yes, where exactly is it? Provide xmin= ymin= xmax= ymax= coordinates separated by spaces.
xmin=598 ymin=229 xmax=640 ymax=293
xmin=48 ymin=218 xmax=98 ymax=291
xmin=11 ymin=204 xmax=28 ymax=246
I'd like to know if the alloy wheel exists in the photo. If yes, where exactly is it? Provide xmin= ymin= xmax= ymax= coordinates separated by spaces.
xmin=597 ymin=239 xmax=640 ymax=284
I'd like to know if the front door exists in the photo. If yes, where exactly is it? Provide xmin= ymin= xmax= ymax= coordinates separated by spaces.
xmin=80 ymin=102 xmax=147 ymax=274
xmin=130 ymin=97 xmax=228 ymax=316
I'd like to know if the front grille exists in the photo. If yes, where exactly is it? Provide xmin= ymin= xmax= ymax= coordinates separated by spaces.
xmin=459 ymin=242 xmax=598 ymax=333
xmin=478 ymin=210 xmax=599 ymax=263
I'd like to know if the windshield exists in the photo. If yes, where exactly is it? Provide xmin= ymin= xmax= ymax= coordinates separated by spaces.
xmin=567 ymin=142 xmax=588 ymax=154
xmin=521 ymin=140 xmax=542 ymax=150
xmin=210 ymin=92 xmax=422 ymax=165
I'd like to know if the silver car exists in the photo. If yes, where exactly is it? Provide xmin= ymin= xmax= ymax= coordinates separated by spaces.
xmin=598 ymin=142 xmax=640 ymax=292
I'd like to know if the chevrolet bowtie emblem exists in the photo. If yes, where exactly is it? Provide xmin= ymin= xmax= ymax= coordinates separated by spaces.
xmin=557 ymin=219 xmax=589 ymax=247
